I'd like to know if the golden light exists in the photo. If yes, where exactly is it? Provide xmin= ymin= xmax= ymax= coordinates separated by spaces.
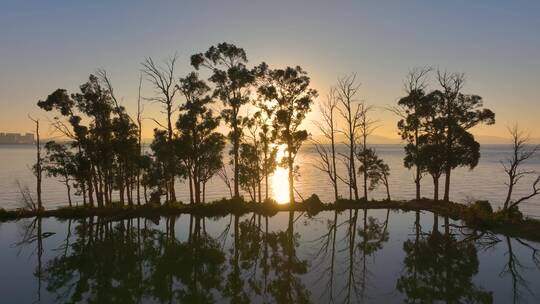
xmin=271 ymin=145 xmax=290 ymax=204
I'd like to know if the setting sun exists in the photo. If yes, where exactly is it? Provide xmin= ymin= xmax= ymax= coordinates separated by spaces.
xmin=271 ymin=145 xmax=290 ymax=204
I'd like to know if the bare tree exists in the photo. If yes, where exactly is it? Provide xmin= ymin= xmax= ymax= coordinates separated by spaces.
xmin=336 ymin=74 xmax=362 ymax=200
xmin=217 ymin=164 xmax=234 ymax=199
xmin=502 ymin=124 xmax=540 ymax=212
xmin=312 ymin=88 xmax=339 ymax=201
xmin=28 ymin=115 xmax=43 ymax=210
xmin=136 ymin=75 xmax=144 ymax=205
xmin=16 ymin=180 xmax=37 ymax=211
xmin=141 ymin=55 xmax=180 ymax=202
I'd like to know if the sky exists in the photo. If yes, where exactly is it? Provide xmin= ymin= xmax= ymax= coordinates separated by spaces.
xmin=1 ymin=0 xmax=539 ymax=142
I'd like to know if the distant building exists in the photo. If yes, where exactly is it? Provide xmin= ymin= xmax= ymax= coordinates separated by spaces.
xmin=0 ymin=132 xmax=34 ymax=144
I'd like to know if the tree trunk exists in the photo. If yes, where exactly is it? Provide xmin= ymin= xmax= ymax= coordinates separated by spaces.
xmin=414 ymin=128 xmax=421 ymax=200
xmin=65 ymin=180 xmax=72 ymax=207
xmin=33 ymin=119 xmax=43 ymax=210
xmin=443 ymin=168 xmax=451 ymax=202
xmin=433 ymin=175 xmax=439 ymax=201
xmin=202 ymin=182 xmax=206 ymax=204
xmin=385 ymin=177 xmax=391 ymax=201
xmin=331 ymin=131 xmax=338 ymax=202
xmin=362 ymin=134 xmax=368 ymax=201
xmin=188 ymin=171 xmax=194 ymax=204
xmin=503 ymin=176 xmax=514 ymax=210
xmin=233 ymin=131 xmax=240 ymax=198
xmin=288 ymin=151 xmax=295 ymax=205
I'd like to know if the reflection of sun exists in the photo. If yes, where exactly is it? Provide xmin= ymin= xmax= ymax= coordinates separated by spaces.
xmin=272 ymin=145 xmax=290 ymax=204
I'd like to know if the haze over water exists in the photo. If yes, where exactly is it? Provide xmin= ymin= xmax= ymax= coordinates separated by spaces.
xmin=1 ymin=144 xmax=539 ymax=218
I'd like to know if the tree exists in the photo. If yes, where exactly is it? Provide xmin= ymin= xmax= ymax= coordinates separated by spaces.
xmin=357 ymin=149 xmax=391 ymax=201
xmin=43 ymin=141 xmax=77 ymax=207
xmin=258 ymin=65 xmax=318 ymax=204
xmin=312 ymin=88 xmax=339 ymax=201
xmin=501 ymin=124 xmax=540 ymax=213
xmin=29 ymin=115 xmax=43 ymax=210
xmin=238 ymin=142 xmax=260 ymax=202
xmin=415 ymin=91 xmax=447 ymax=201
xmin=436 ymin=71 xmax=495 ymax=201
xmin=393 ymin=67 xmax=431 ymax=200
xmin=336 ymin=74 xmax=362 ymax=200
xmin=240 ymin=111 xmax=277 ymax=203
xmin=253 ymin=111 xmax=278 ymax=202
xmin=176 ymin=72 xmax=225 ymax=204
xmin=142 ymin=55 xmax=180 ymax=202
xmin=136 ymin=75 xmax=144 ymax=205
xmin=37 ymin=88 xmax=93 ymax=206
xmin=356 ymin=103 xmax=378 ymax=200
xmin=191 ymin=43 xmax=256 ymax=199
xmin=150 ymin=129 xmax=179 ymax=204
xmin=372 ymin=156 xmax=391 ymax=201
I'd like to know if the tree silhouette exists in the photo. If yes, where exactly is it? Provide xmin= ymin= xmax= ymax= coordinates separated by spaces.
xmin=397 ymin=221 xmax=492 ymax=303
xmin=191 ymin=43 xmax=256 ymax=199
xmin=436 ymin=71 xmax=495 ymax=201
xmin=258 ymin=65 xmax=318 ymax=204
xmin=176 ymin=72 xmax=225 ymax=204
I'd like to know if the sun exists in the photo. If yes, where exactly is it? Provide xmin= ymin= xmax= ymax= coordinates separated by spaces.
xmin=271 ymin=145 xmax=290 ymax=204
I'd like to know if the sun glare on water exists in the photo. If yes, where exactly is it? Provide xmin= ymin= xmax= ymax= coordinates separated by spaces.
xmin=271 ymin=145 xmax=290 ymax=204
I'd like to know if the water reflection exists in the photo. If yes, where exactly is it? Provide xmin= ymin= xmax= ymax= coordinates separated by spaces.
xmin=396 ymin=216 xmax=493 ymax=303
xmin=10 ymin=211 xmax=540 ymax=303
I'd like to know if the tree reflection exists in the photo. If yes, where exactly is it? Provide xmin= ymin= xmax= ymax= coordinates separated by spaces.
xmin=265 ymin=211 xmax=310 ymax=303
xmin=226 ymin=211 xmax=310 ymax=303
xmin=38 ymin=215 xmax=226 ymax=303
xmin=500 ymin=236 xmax=540 ymax=304
xmin=13 ymin=211 xmax=539 ymax=303
xmin=397 ymin=213 xmax=493 ymax=304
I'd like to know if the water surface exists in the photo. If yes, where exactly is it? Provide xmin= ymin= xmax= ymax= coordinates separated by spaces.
xmin=1 ymin=144 xmax=539 ymax=217
xmin=1 ymin=210 xmax=539 ymax=303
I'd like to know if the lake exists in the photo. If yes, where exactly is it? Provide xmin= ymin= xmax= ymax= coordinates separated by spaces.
xmin=0 ymin=210 xmax=538 ymax=303
xmin=1 ymin=144 xmax=539 ymax=218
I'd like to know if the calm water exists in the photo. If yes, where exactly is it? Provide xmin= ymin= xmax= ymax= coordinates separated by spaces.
xmin=0 ymin=210 xmax=539 ymax=303
xmin=1 ymin=144 xmax=539 ymax=217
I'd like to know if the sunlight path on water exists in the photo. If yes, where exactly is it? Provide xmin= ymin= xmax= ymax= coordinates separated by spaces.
xmin=272 ymin=144 xmax=290 ymax=204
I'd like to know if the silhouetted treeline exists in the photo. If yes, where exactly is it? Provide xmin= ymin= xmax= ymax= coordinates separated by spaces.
xmin=35 ymin=43 xmax=501 ymax=208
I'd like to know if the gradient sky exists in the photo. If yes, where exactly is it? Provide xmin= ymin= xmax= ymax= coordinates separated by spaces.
xmin=1 ymin=0 xmax=539 ymax=142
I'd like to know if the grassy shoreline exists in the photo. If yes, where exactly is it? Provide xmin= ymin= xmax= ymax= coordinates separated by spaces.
xmin=1 ymin=195 xmax=539 ymax=242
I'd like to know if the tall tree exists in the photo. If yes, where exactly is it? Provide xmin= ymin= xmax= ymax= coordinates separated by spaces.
xmin=191 ymin=43 xmax=255 ymax=199
xmin=136 ymin=75 xmax=144 ymax=205
xmin=37 ymin=88 xmax=93 ymax=206
xmin=142 ymin=55 xmax=180 ymax=202
xmin=29 ymin=115 xmax=43 ymax=210
xmin=253 ymin=111 xmax=278 ymax=202
xmin=176 ymin=72 xmax=225 ymax=204
xmin=393 ymin=67 xmax=431 ymax=200
xmin=436 ymin=71 xmax=495 ymax=201
xmin=336 ymin=74 xmax=362 ymax=200
xmin=312 ymin=88 xmax=340 ymax=201
xmin=258 ymin=65 xmax=317 ymax=204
